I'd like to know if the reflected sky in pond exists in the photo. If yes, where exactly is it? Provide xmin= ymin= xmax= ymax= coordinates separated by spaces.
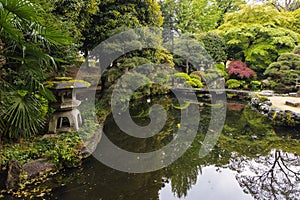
xmin=160 ymin=166 xmax=253 ymax=200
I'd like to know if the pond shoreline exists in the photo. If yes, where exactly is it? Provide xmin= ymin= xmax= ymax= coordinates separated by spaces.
xmin=250 ymin=94 xmax=300 ymax=127
xmin=1 ymin=91 xmax=299 ymax=198
xmin=0 ymin=118 xmax=105 ymax=198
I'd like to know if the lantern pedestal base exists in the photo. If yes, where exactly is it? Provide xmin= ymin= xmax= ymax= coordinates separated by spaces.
xmin=48 ymin=109 xmax=82 ymax=134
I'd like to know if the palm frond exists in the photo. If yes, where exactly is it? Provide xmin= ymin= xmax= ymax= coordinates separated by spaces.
xmin=1 ymin=90 xmax=46 ymax=138
xmin=0 ymin=0 xmax=37 ymax=22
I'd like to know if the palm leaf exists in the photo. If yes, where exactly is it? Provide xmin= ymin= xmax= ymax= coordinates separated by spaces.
xmin=0 ymin=0 xmax=37 ymax=21
xmin=1 ymin=91 xmax=46 ymax=138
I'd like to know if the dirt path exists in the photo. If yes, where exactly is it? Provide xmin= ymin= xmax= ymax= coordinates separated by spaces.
xmin=268 ymin=96 xmax=300 ymax=113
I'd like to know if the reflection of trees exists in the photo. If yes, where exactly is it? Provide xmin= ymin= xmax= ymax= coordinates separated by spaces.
xmin=162 ymin=102 xmax=263 ymax=198
xmin=220 ymin=105 xmax=300 ymax=199
xmin=50 ymin=157 xmax=165 ymax=200
xmin=103 ymin=100 xmax=300 ymax=199
xmin=235 ymin=150 xmax=300 ymax=199
xmin=160 ymin=102 xmax=209 ymax=198
xmin=167 ymin=161 xmax=200 ymax=198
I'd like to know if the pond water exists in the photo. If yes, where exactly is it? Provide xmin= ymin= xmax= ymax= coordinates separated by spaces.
xmin=6 ymin=96 xmax=300 ymax=199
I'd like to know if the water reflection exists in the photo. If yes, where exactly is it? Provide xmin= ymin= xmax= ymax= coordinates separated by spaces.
xmin=160 ymin=166 xmax=252 ymax=200
xmin=52 ymin=159 xmax=165 ymax=200
xmin=235 ymin=150 xmax=300 ymax=199
xmin=46 ymin=97 xmax=300 ymax=199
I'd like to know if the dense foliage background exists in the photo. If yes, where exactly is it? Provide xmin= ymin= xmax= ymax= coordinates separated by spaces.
xmin=0 ymin=0 xmax=299 ymax=139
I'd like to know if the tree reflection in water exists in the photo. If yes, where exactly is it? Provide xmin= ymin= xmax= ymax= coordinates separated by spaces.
xmin=234 ymin=150 xmax=300 ymax=199
xmin=24 ymin=98 xmax=300 ymax=200
xmin=164 ymin=103 xmax=300 ymax=200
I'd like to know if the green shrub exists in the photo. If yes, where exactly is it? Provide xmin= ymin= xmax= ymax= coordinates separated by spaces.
xmin=250 ymin=94 xmax=269 ymax=102
xmin=154 ymin=73 xmax=169 ymax=84
xmin=189 ymin=73 xmax=201 ymax=81
xmin=250 ymin=80 xmax=262 ymax=90
xmin=189 ymin=73 xmax=203 ymax=88
xmin=0 ymin=132 xmax=82 ymax=168
xmin=174 ymin=72 xmax=191 ymax=82
xmin=201 ymin=69 xmax=220 ymax=82
xmin=175 ymin=72 xmax=203 ymax=88
xmin=215 ymin=63 xmax=229 ymax=79
xmin=190 ymin=78 xmax=203 ymax=88
xmin=184 ymin=81 xmax=196 ymax=87
xmin=292 ymin=45 xmax=300 ymax=55
xmin=264 ymin=52 xmax=300 ymax=86
xmin=226 ymin=79 xmax=242 ymax=89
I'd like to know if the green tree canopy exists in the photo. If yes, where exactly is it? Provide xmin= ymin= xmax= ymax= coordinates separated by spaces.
xmin=160 ymin=0 xmax=216 ymax=35
xmin=199 ymin=32 xmax=228 ymax=63
xmin=160 ymin=0 xmax=245 ymax=36
xmin=218 ymin=4 xmax=299 ymax=74
xmin=260 ymin=0 xmax=300 ymax=11
xmin=46 ymin=0 xmax=100 ymax=46
xmin=213 ymin=0 xmax=246 ymax=26
xmin=171 ymin=33 xmax=212 ymax=73
xmin=81 ymin=0 xmax=163 ymax=55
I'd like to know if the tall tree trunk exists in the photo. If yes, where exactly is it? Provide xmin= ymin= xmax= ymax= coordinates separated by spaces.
xmin=84 ymin=48 xmax=89 ymax=68
xmin=186 ymin=59 xmax=189 ymax=74
xmin=0 ymin=39 xmax=4 ymax=142
xmin=0 ymin=66 xmax=2 ymax=104
xmin=0 ymin=39 xmax=5 ymax=105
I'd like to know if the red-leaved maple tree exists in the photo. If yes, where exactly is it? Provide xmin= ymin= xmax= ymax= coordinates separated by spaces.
xmin=228 ymin=60 xmax=255 ymax=79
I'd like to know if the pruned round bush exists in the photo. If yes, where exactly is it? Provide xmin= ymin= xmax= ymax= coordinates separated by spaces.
xmin=264 ymin=52 xmax=300 ymax=85
xmin=174 ymin=72 xmax=203 ymax=88
xmin=190 ymin=78 xmax=203 ymax=88
xmin=250 ymin=80 xmax=261 ymax=90
xmin=189 ymin=73 xmax=201 ymax=81
xmin=226 ymin=79 xmax=242 ymax=89
xmin=174 ymin=72 xmax=191 ymax=82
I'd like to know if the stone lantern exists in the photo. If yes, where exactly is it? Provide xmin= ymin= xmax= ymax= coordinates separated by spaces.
xmin=46 ymin=77 xmax=90 ymax=134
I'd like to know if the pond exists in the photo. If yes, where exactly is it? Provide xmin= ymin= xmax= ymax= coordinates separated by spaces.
xmin=6 ymin=95 xmax=300 ymax=199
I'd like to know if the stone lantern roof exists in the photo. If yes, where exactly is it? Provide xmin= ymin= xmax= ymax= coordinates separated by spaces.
xmin=45 ymin=77 xmax=91 ymax=90
xmin=45 ymin=77 xmax=91 ymax=111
